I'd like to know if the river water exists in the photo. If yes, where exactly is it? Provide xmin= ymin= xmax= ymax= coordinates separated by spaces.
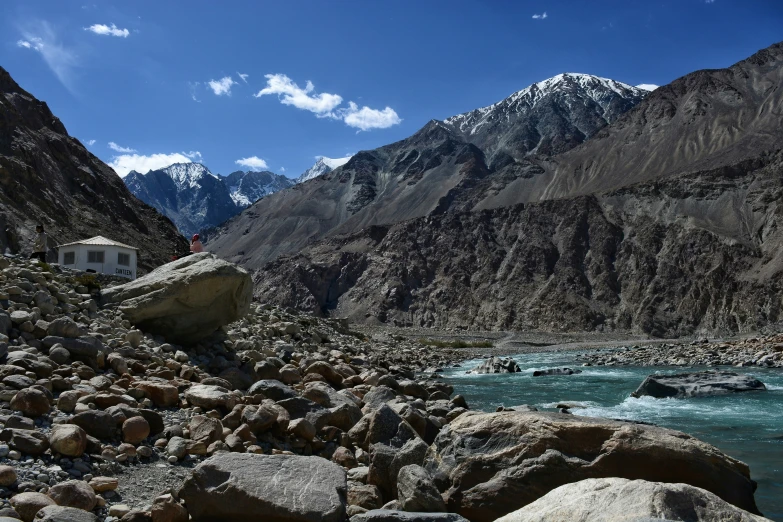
xmin=441 ymin=351 xmax=783 ymax=520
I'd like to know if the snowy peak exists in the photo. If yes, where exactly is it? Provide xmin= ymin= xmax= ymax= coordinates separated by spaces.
xmin=443 ymin=73 xmax=647 ymax=137
xmin=159 ymin=163 xmax=217 ymax=190
xmin=225 ymin=170 xmax=295 ymax=207
xmin=296 ymin=156 xmax=353 ymax=183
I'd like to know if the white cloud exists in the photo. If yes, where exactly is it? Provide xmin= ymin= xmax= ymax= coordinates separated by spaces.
xmin=85 ymin=139 xmax=96 ymax=146
xmin=705 ymin=0 xmax=715 ymax=3
xmin=208 ymin=76 xmax=235 ymax=96
xmin=255 ymin=73 xmax=401 ymax=131
xmin=636 ymin=84 xmax=659 ymax=91
xmin=17 ymin=22 xmax=79 ymax=92
xmin=108 ymin=141 xmax=136 ymax=153
xmin=237 ymin=72 xmax=249 ymax=83
xmin=235 ymin=156 xmax=269 ymax=171
xmin=280 ymin=167 xmax=286 ymax=172
xmin=532 ymin=12 xmax=548 ymax=19
xmin=85 ymin=23 xmax=130 ymax=37
xmin=255 ymin=74 xmax=343 ymax=116
xmin=337 ymin=102 xmax=401 ymax=131
xmin=109 ymin=151 xmax=202 ymax=177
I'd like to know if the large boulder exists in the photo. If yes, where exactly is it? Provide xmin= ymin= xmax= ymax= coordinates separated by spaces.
xmin=179 ymin=453 xmax=347 ymax=522
xmin=632 ymin=370 xmax=767 ymax=399
xmin=494 ymin=478 xmax=772 ymax=522
xmin=350 ymin=511 xmax=469 ymax=522
xmin=469 ymin=357 xmax=520 ymax=374
xmin=100 ymin=253 xmax=252 ymax=344
xmin=424 ymin=411 xmax=761 ymax=522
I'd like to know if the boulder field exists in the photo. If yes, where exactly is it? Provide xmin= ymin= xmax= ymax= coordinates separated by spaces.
xmin=0 ymin=255 xmax=770 ymax=522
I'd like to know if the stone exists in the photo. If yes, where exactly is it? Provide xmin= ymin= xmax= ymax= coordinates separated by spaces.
xmin=10 ymin=492 xmax=55 ymax=522
xmin=184 ymin=385 xmax=236 ymax=410
xmin=470 ymin=356 xmax=521 ymax=374
xmin=47 ymin=480 xmax=96 ymax=511
xmin=88 ymin=476 xmax=118 ymax=493
xmin=494 ymin=478 xmax=772 ymax=522
xmin=108 ymin=505 xmax=131 ymax=518
xmin=34 ymin=505 xmax=99 ymax=522
xmin=531 ymin=367 xmax=582 ymax=377
xmin=100 ymin=253 xmax=253 ymax=343
xmin=288 ymin=418 xmax=316 ymax=441
xmin=122 ymin=416 xmax=151 ymax=444
xmin=48 ymin=424 xmax=87 ymax=457
xmin=348 ymin=483 xmax=383 ymax=510
xmin=424 ymin=411 xmax=762 ymax=522
xmin=179 ymin=453 xmax=347 ymax=522
xmin=135 ymin=382 xmax=179 ymax=408
xmin=10 ymin=388 xmax=50 ymax=417
xmin=188 ymin=416 xmax=223 ymax=444
xmin=369 ymin=438 xmax=428 ymax=500
xmin=246 ymin=379 xmax=296 ymax=402
xmin=350 ymin=511 xmax=469 ymax=522
xmin=45 ymin=317 xmax=83 ymax=339
xmin=0 ymin=428 xmax=49 ymax=455
xmin=150 ymin=493 xmax=188 ymax=522
xmin=362 ymin=386 xmax=397 ymax=412
xmin=241 ymin=406 xmax=277 ymax=435
xmin=367 ymin=405 xmax=417 ymax=448
xmin=0 ymin=465 xmax=16 ymax=486
xmin=396 ymin=465 xmax=446 ymax=512
xmin=70 ymin=410 xmax=116 ymax=440
xmin=632 ymin=371 xmax=767 ymax=399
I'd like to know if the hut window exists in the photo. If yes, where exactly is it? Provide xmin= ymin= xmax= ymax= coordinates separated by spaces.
xmin=87 ymin=251 xmax=105 ymax=263
xmin=63 ymin=252 xmax=75 ymax=265
xmin=118 ymin=252 xmax=130 ymax=266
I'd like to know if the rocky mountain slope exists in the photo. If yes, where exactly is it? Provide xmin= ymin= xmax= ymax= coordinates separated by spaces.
xmin=0 ymin=66 xmax=187 ymax=270
xmin=124 ymin=165 xmax=294 ymax=237
xmin=296 ymin=156 xmax=353 ymax=183
xmin=207 ymin=74 xmax=648 ymax=269
xmin=244 ymin=41 xmax=783 ymax=337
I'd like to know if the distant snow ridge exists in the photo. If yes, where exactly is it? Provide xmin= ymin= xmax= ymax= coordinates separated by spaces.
xmin=159 ymin=163 xmax=217 ymax=190
xmin=444 ymin=73 xmax=648 ymax=136
xmin=296 ymin=156 xmax=353 ymax=183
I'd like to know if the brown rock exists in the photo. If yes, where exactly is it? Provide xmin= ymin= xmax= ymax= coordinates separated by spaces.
xmin=122 ymin=417 xmax=150 ymax=444
xmin=150 ymin=494 xmax=188 ymax=522
xmin=88 ymin=476 xmax=119 ymax=493
xmin=48 ymin=424 xmax=87 ymax=457
xmin=47 ymin=480 xmax=97 ymax=511
xmin=10 ymin=388 xmax=50 ymax=417
xmin=10 ymin=492 xmax=55 ymax=522
xmin=0 ymin=465 xmax=16 ymax=486
xmin=136 ymin=381 xmax=179 ymax=408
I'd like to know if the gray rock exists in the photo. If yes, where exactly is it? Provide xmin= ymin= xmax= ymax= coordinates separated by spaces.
xmin=350 ymin=510 xmax=469 ymax=522
xmin=494 ymin=478 xmax=771 ymax=522
xmin=34 ymin=505 xmax=99 ymax=522
xmin=179 ymin=453 xmax=347 ymax=522
xmin=183 ymin=385 xmax=236 ymax=410
xmin=362 ymin=387 xmax=397 ymax=412
xmin=100 ymin=253 xmax=252 ymax=344
xmin=45 ymin=318 xmax=83 ymax=339
xmin=531 ymin=367 xmax=581 ymax=377
xmin=470 ymin=357 xmax=521 ymax=374
xmin=247 ymin=379 xmax=296 ymax=401
xmin=369 ymin=438 xmax=429 ymax=501
xmin=396 ymin=465 xmax=446 ymax=513
xmin=632 ymin=371 xmax=766 ymax=398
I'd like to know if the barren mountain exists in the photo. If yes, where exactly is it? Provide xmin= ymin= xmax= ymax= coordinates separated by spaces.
xmin=0 ymin=67 xmax=187 ymax=270
xmin=245 ymin=41 xmax=783 ymax=336
xmin=208 ymin=74 xmax=647 ymax=268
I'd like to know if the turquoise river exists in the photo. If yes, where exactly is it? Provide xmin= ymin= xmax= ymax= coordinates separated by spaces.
xmin=441 ymin=351 xmax=783 ymax=520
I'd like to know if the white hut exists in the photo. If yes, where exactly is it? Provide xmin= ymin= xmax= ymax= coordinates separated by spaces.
xmin=57 ymin=236 xmax=138 ymax=280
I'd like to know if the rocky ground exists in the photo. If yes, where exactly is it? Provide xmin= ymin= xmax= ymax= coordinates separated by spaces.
xmin=578 ymin=337 xmax=783 ymax=368
xmin=0 ymin=254 xmax=774 ymax=522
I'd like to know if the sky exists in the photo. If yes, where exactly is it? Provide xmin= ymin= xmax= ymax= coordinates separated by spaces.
xmin=1 ymin=1 xmax=781 ymax=179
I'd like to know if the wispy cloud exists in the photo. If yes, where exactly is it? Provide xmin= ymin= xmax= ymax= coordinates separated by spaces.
xmin=85 ymin=139 xmax=96 ymax=146
xmin=636 ymin=84 xmax=659 ymax=92
xmin=85 ymin=23 xmax=130 ymax=37
xmin=255 ymin=74 xmax=343 ymax=116
xmin=237 ymin=72 xmax=249 ymax=83
xmin=16 ymin=22 xmax=79 ymax=93
xmin=108 ymin=141 xmax=136 ymax=153
xmin=208 ymin=76 xmax=235 ymax=96
xmin=280 ymin=167 xmax=286 ymax=173
xmin=705 ymin=0 xmax=715 ymax=3
xmin=189 ymin=82 xmax=201 ymax=102
xmin=109 ymin=151 xmax=202 ymax=177
xmin=337 ymin=102 xmax=401 ymax=131
xmin=255 ymin=73 xmax=401 ymax=131
xmin=532 ymin=12 xmax=548 ymax=19
xmin=235 ymin=156 xmax=269 ymax=171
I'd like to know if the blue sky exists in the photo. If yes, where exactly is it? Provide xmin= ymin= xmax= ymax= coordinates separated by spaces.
xmin=2 ymin=1 xmax=781 ymax=179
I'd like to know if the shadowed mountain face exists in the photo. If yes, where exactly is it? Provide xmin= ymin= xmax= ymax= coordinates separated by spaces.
xmin=124 ymin=165 xmax=294 ymax=237
xmin=221 ymin=41 xmax=783 ymax=336
xmin=0 ymin=67 xmax=187 ymax=270
xmin=208 ymin=74 xmax=648 ymax=269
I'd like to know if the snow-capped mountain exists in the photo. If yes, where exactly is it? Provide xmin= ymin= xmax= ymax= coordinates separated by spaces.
xmin=296 ymin=156 xmax=353 ymax=183
xmin=159 ymin=163 xmax=219 ymax=190
xmin=224 ymin=170 xmax=295 ymax=207
xmin=443 ymin=72 xmax=648 ymax=161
